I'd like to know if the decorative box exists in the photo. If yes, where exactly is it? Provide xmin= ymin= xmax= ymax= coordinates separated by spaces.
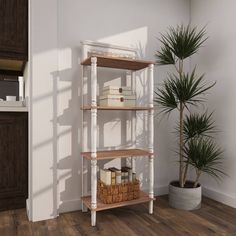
xmin=102 ymin=86 xmax=133 ymax=96
xmin=97 ymin=180 xmax=140 ymax=204
xmin=99 ymin=94 xmax=136 ymax=107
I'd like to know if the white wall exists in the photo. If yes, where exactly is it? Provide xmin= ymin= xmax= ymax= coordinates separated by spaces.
xmin=58 ymin=0 xmax=190 ymax=212
xmin=29 ymin=0 xmax=190 ymax=221
xmin=191 ymin=0 xmax=236 ymax=207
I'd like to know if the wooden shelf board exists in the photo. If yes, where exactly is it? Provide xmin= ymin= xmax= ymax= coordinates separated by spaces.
xmin=81 ymin=56 xmax=155 ymax=71
xmin=81 ymin=148 xmax=153 ymax=160
xmin=81 ymin=191 xmax=155 ymax=211
xmin=81 ymin=105 xmax=153 ymax=111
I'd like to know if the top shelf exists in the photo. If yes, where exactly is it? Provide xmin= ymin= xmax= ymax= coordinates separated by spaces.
xmin=81 ymin=56 xmax=155 ymax=71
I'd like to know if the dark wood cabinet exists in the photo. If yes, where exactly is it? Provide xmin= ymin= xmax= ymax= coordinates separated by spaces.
xmin=0 ymin=0 xmax=28 ymax=75
xmin=0 ymin=112 xmax=28 ymax=210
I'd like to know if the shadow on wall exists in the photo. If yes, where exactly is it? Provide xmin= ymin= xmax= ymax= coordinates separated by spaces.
xmin=51 ymin=44 xmax=150 ymax=214
xmin=30 ymin=0 xmax=192 ymax=219
xmin=54 ymin=46 xmax=81 ymax=213
xmin=31 ymin=44 xmax=151 ymax=218
xmin=32 ymin=14 xmax=165 ymax=218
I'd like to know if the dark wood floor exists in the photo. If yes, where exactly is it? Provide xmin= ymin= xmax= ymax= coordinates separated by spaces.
xmin=0 ymin=196 xmax=236 ymax=236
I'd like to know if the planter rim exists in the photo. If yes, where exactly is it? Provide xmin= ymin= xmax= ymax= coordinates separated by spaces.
xmin=169 ymin=180 xmax=201 ymax=189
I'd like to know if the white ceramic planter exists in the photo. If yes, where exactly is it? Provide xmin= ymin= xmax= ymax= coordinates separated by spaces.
xmin=169 ymin=181 xmax=202 ymax=210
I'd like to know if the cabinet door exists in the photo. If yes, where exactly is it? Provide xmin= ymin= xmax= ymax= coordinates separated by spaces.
xmin=0 ymin=0 xmax=28 ymax=60
xmin=0 ymin=112 xmax=28 ymax=210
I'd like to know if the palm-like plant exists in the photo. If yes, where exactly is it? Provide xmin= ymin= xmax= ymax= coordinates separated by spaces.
xmin=183 ymin=112 xmax=216 ymax=141
xmin=155 ymin=24 xmax=225 ymax=188
xmin=184 ymin=138 xmax=224 ymax=187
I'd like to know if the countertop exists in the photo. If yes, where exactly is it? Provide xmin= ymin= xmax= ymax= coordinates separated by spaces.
xmin=0 ymin=101 xmax=28 ymax=112
xmin=0 ymin=106 xmax=28 ymax=112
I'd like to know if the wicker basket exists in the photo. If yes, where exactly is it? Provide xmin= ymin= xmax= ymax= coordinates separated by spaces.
xmin=97 ymin=180 xmax=140 ymax=204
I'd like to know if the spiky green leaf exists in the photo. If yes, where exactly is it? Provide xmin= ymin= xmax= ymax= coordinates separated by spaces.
xmin=184 ymin=138 xmax=226 ymax=179
xmin=154 ymin=69 xmax=216 ymax=114
xmin=156 ymin=24 xmax=208 ymax=64
xmin=182 ymin=112 xmax=217 ymax=141
xmin=156 ymin=44 xmax=175 ymax=65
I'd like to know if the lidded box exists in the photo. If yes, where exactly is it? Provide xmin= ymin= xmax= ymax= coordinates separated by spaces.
xmin=99 ymin=94 xmax=136 ymax=107
xmin=99 ymin=86 xmax=136 ymax=107
xmin=102 ymin=86 xmax=133 ymax=96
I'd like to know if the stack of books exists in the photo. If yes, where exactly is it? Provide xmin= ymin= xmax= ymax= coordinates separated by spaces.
xmin=100 ymin=166 xmax=136 ymax=185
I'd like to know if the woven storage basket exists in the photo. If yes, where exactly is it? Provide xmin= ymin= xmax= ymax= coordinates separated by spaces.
xmin=98 ymin=180 xmax=140 ymax=204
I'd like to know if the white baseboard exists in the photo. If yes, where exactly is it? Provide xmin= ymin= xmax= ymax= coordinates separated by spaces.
xmin=59 ymin=199 xmax=82 ymax=213
xmin=26 ymin=198 xmax=31 ymax=220
xmin=202 ymin=186 xmax=236 ymax=208
xmin=58 ymin=186 xmax=236 ymax=214
xmin=152 ymin=185 xmax=236 ymax=209
xmin=142 ymin=185 xmax=169 ymax=197
xmin=155 ymin=185 xmax=169 ymax=196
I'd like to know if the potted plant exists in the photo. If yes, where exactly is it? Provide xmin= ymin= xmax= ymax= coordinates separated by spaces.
xmin=154 ymin=24 xmax=225 ymax=210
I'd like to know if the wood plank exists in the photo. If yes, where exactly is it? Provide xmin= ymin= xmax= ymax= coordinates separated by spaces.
xmin=81 ymin=105 xmax=153 ymax=111
xmin=31 ymin=221 xmax=48 ymax=236
xmin=81 ymin=148 xmax=153 ymax=160
xmin=63 ymin=211 xmax=99 ymax=236
xmin=13 ymin=209 xmax=33 ymax=236
xmin=81 ymin=56 xmax=154 ymax=71
xmin=1 ymin=196 xmax=236 ymax=235
xmin=98 ymin=212 xmax=141 ymax=236
xmin=156 ymin=197 xmax=228 ymax=236
xmin=81 ymin=191 xmax=154 ymax=211
xmin=194 ymin=207 xmax=236 ymax=234
xmin=0 ymin=210 xmax=14 ymax=227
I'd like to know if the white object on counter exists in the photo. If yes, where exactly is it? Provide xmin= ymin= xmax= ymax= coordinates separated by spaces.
xmin=18 ymin=76 xmax=24 ymax=101
xmin=6 ymin=96 xmax=16 ymax=101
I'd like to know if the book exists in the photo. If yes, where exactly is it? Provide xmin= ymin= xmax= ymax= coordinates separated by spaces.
xmin=109 ymin=168 xmax=116 ymax=185
xmin=122 ymin=166 xmax=133 ymax=182
xmin=100 ymin=169 xmax=111 ymax=185
xmin=121 ymin=167 xmax=129 ymax=183
xmin=121 ymin=171 xmax=126 ymax=183
xmin=109 ymin=167 xmax=122 ymax=184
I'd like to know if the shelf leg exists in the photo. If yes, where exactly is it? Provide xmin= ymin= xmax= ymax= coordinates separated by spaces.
xmin=148 ymin=109 xmax=154 ymax=214
xmin=91 ymin=56 xmax=98 ymax=226
xmin=149 ymin=200 xmax=154 ymax=214
xmin=148 ymin=64 xmax=154 ymax=214
xmin=131 ymin=71 xmax=136 ymax=173
xmin=91 ymin=159 xmax=97 ymax=226
xmin=91 ymin=57 xmax=97 ymax=107
xmin=91 ymin=210 xmax=96 ymax=227
xmin=149 ymin=155 xmax=154 ymax=214
xmin=81 ymin=66 xmax=89 ymax=212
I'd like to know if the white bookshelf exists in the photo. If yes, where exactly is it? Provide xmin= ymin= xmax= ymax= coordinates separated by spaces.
xmin=80 ymin=41 xmax=155 ymax=226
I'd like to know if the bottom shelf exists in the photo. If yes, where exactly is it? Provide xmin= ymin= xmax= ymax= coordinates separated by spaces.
xmin=81 ymin=191 xmax=155 ymax=212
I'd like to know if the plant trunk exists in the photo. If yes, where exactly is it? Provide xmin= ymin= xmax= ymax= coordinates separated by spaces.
xmin=194 ymin=170 xmax=201 ymax=188
xmin=178 ymin=59 xmax=184 ymax=188
xmin=183 ymin=162 xmax=189 ymax=185
xmin=179 ymin=102 xmax=184 ymax=187
xmin=179 ymin=60 xmax=183 ymax=77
